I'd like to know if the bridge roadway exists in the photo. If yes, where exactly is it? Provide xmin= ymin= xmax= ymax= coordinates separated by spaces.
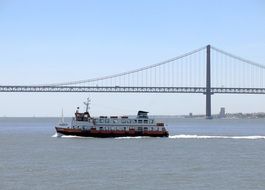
xmin=0 ymin=85 xmax=265 ymax=94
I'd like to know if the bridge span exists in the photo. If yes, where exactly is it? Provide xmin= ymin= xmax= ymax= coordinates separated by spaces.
xmin=1 ymin=45 xmax=265 ymax=119
xmin=1 ymin=86 xmax=265 ymax=94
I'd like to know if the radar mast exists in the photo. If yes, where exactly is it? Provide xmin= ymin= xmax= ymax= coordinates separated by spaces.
xmin=84 ymin=98 xmax=91 ymax=113
xmin=61 ymin=108 xmax=64 ymax=123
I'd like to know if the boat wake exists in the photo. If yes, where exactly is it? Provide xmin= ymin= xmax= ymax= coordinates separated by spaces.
xmin=51 ymin=133 xmax=93 ymax=139
xmin=51 ymin=133 xmax=60 ymax=138
xmin=51 ymin=133 xmax=265 ymax=140
xmin=169 ymin=134 xmax=265 ymax=140
xmin=52 ymin=134 xmax=152 ymax=139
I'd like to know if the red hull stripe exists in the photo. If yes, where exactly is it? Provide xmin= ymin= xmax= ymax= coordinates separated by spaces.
xmin=55 ymin=127 xmax=169 ymax=138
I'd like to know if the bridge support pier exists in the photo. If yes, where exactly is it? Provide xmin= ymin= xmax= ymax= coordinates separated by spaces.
xmin=206 ymin=45 xmax=213 ymax=119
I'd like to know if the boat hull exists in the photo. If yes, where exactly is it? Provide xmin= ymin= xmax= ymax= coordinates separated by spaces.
xmin=55 ymin=127 xmax=169 ymax=138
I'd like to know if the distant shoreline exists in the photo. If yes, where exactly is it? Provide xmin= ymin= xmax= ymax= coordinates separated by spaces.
xmin=1 ymin=112 xmax=265 ymax=120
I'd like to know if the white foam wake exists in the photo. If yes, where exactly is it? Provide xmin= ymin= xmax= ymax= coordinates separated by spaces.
xmin=169 ymin=134 xmax=265 ymax=140
xmin=51 ymin=133 xmax=60 ymax=138
xmin=51 ymin=133 xmax=89 ymax=138
xmin=51 ymin=133 xmax=265 ymax=140
xmin=51 ymin=133 xmax=146 ymax=139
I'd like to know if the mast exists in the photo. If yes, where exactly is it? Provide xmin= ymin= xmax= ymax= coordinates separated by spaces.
xmin=61 ymin=108 xmax=65 ymax=123
xmin=84 ymin=98 xmax=91 ymax=112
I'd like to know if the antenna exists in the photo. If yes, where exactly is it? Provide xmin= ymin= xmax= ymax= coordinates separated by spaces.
xmin=61 ymin=108 xmax=65 ymax=123
xmin=84 ymin=98 xmax=91 ymax=112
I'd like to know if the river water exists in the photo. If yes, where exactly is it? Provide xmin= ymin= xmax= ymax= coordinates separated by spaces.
xmin=0 ymin=117 xmax=265 ymax=190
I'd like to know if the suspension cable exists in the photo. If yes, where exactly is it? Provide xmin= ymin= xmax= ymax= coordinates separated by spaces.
xmin=36 ymin=46 xmax=207 ymax=86
xmin=211 ymin=46 xmax=265 ymax=69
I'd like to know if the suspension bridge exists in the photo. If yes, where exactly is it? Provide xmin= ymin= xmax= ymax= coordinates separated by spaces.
xmin=1 ymin=45 xmax=265 ymax=119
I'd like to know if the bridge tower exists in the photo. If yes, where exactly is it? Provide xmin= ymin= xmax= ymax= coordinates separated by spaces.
xmin=206 ymin=44 xmax=213 ymax=119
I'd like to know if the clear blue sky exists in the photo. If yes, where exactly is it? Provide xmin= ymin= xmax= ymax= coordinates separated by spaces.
xmin=0 ymin=0 xmax=265 ymax=116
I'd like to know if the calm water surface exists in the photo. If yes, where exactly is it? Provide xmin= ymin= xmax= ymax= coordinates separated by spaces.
xmin=0 ymin=118 xmax=265 ymax=190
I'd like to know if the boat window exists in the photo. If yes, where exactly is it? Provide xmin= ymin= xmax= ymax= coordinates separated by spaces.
xmin=138 ymin=120 xmax=142 ymax=124
xmin=113 ymin=119 xmax=118 ymax=123
xmin=144 ymin=127 xmax=148 ymax=130
xmin=134 ymin=120 xmax=137 ymax=123
xmin=121 ymin=120 xmax=126 ymax=124
xmin=150 ymin=120 xmax=154 ymax=124
xmin=100 ymin=119 xmax=104 ymax=123
xmin=105 ymin=119 xmax=109 ymax=123
xmin=138 ymin=127 xmax=143 ymax=131
xmin=100 ymin=127 xmax=103 ymax=130
xmin=124 ymin=127 xmax=126 ymax=130
xmin=144 ymin=120 xmax=148 ymax=124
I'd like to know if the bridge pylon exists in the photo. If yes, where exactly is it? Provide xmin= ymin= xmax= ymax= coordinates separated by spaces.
xmin=206 ymin=44 xmax=213 ymax=119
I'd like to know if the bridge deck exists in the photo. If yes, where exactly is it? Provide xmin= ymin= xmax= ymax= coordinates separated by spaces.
xmin=0 ymin=86 xmax=265 ymax=94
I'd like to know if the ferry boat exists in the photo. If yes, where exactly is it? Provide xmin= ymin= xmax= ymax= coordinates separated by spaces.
xmin=55 ymin=98 xmax=169 ymax=138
